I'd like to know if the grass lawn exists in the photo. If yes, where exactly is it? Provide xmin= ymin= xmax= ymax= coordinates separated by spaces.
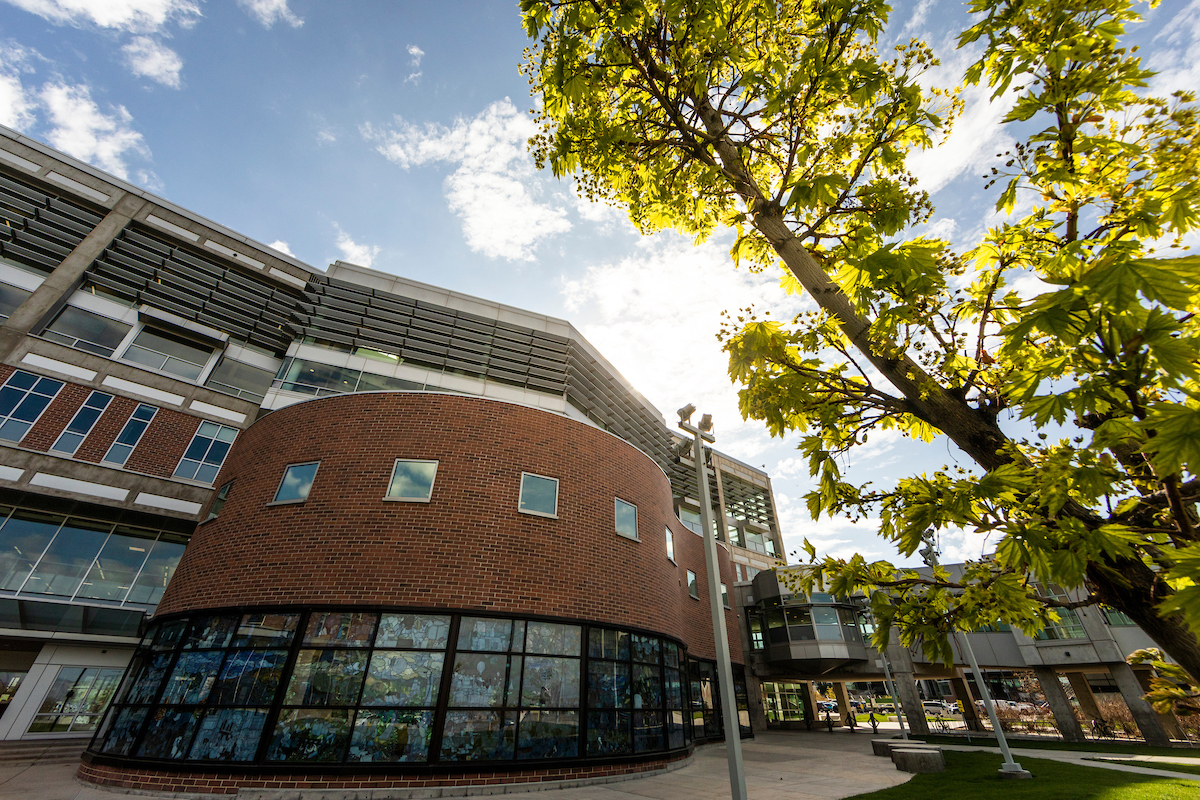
xmin=847 ymin=751 xmax=1200 ymax=799
xmin=921 ymin=734 xmax=1199 ymax=758
xmin=1085 ymin=758 xmax=1200 ymax=777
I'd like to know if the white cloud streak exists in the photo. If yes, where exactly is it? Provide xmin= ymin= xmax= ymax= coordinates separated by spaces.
xmin=362 ymin=99 xmax=572 ymax=261
xmin=333 ymin=223 xmax=380 ymax=267
xmin=39 ymin=81 xmax=150 ymax=179
xmin=121 ymin=35 xmax=183 ymax=88
xmin=268 ymin=240 xmax=295 ymax=257
xmin=237 ymin=0 xmax=303 ymax=29
xmin=2 ymin=0 xmax=200 ymax=32
xmin=407 ymin=44 xmax=424 ymax=66
xmin=0 ymin=42 xmax=37 ymax=130
xmin=1149 ymin=0 xmax=1200 ymax=96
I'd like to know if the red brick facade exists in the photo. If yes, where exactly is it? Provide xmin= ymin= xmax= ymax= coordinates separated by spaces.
xmin=78 ymin=750 xmax=689 ymax=795
xmin=158 ymin=392 xmax=742 ymax=664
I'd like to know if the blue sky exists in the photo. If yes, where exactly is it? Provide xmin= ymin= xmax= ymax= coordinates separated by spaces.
xmin=1 ymin=0 xmax=1197 ymax=567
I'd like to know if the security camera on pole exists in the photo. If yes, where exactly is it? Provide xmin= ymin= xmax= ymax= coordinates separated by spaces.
xmin=677 ymin=405 xmax=747 ymax=800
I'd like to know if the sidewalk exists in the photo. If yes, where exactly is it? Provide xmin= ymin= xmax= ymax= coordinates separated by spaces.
xmin=0 ymin=731 xmax=911 ymax=800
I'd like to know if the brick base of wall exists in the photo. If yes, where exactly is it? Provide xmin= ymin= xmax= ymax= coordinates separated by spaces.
xmin=77 ymin=751 xmax=691 ymax=796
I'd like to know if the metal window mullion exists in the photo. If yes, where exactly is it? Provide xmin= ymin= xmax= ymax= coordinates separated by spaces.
xmin=426 ymin=613 xmax=462 ymax=764
xmin=68 ymin=527 xmax=114 ymax=602
xmin=12 ymin=516 xmax=67 ymax=595
xmin=254 ymin=610 xmax=309 ymax=764
xmin=117 ymin=531 xmax=159 ymax=607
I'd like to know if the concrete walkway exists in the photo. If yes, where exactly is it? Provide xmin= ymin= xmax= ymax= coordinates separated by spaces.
xmin=939 ymin=742 xmax=1200 ymax=781
xmin=0 ymin=731 xmax=911 ymax=800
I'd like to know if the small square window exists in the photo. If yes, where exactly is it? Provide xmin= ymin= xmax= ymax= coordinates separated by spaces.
xmin=386 ymin=459 xmax=438 ymax=501
xmin=686 ymin=570 xmax=699 ymax=599
xmin=665 ymin=527 xmax=675 ymax=563
xmin=272 ymin=462 xmax=319 ymax=504
xmin=615 ymin=498 xmax=638 ymax=540
xmin=518 ymin=473 xmax=559 ymax=518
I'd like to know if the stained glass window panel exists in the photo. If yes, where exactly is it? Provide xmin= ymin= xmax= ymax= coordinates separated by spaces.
xmin=632 ymin=664 xmax=662 ymax=708
xmin=124 ymin=652 xmax=173 ymax=704
xmin=448 ymin=654 xmax=518 ymax=707
xmin=631 ymin=634 xmax=660 ymax=664
xmin=361 ymin=651 xmax=445 ymax=707
xmin=587 ymin=628 xmax=629 ymax=660
xmin=188 ymin=708 xmax=268 ymax=761
xmin=587 ymin=661 xmax=630 ymax=709
xmin=457 ymin=617 xmax=515 ymax=652
xmin=210 ymin=650 xmax=288 ymax=706
xmin=99 ymin=706 xmax=147 ymax=756
xmin=284 ymin=650 xmax=368 ymax=706
xmin=521 ymin=657 xmax=579 ymax=708
xmin=375 ymin=614 xmax=450 ymax=649
xmin=439 ymin=710 xmax=516 ymax=762
xmin=517 ymin=710 xmax=578 ymax=759
xmin=182 ymin=615 xmax=238 ymax=649
xmin=525 ymin=621 xmax=581 ymax=656
xmin=347 ymin=710 xmax=434 ymax=763
xmin=232 ymin=613 xmax=299 ymax=648
xmin=161 ymin=651 xmax=224 ymax=704
xmin=267 ymin=709 xmax=352 ymax=762
xmin=138 ymin=707 xmax=201 ymax=759
xmin=633 ymin=710 xmax=664 ymax=752
xmin=303 ymin=611 xmax=377 ymax=647
xmin=586 ymin=711 xmax=631 ymax=756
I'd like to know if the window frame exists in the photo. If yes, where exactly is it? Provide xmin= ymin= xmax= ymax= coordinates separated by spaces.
xmin=384 ymin=459 xmax=440 ymax=503
xmin=270 ymin=461 xmax=321 ymax=506
xmin=517 ymin=472 xmax=559 ymax=519
xmin=118 ymin=323 xmax=222 ymax=384
xmin=721 ymin=583 xmax=730 ymax=610
xmin=50 ymin=390 xmax=112 ymax=456
xmin=100 ymin=403 xmax=157 ymax=466
xmin=0 ymin=370 xmax=64 ymax=443
xmin=203 ymin=482 xmax=232 ymax=523
xmin=614 ymin=497 xmax=638 ymax=541
xmin=665 ymin=527 xmax=675 ymax=563
xmin=173 ymin=422 xmax=238 ymax=485
xmin=686 ymin=571 xmax=699 ymax=600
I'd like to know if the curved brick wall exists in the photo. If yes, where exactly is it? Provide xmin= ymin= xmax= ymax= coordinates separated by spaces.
xmin=158 ymin=392 xmax=741 ymax=662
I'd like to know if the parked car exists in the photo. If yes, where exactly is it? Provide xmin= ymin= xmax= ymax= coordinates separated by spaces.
xmin=923 ymin=700 xmax=955 ymax=716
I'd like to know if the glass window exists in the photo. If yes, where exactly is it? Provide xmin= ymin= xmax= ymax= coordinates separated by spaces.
xmin=615 ymin=498 xmax=638 ymax=540
xmin=687 ymin=570 xmax=699 ymax=599
xmin=124 ymin=532 xmax=188 ymax=606
xmin=267 ymin=708 xmax=352 ymax=762
xmin=174 ymin=422 xmax=237 ymax=484
xmin=361 ymin=652 xmax=445 ymax=706
xmin=348 ymin=709 xmax=434 ymax=763
xmin=205 ymin=482 xmax=231 ymax=522
xmin=284 ymin=650 xmax=369 ymax=706
xmin=27 ymin=666 xmax=124 ymax=733
xmin=275 ymin=358 xmax=361 ymax=396
xmin=121 ymin=327 xmax=214 ymax=381
xmin=50 ymin=391 xmax=112 ymax=455
xmin=303 ymin=611 xmax=377 ymax=647
xmin=665 ymin=527 xmax=675 ymax=562
xmin=101 ymin=403 xmax=156 ymax=466
xmin=386 ymin=459 xmax=438 ymax=501
xmin=75 ymin=526 xmax=156 ymax=601
xmin=231 ymin=613 xmax=299 ymax=648
xmin=0 ymin=510 xmax=63 ymax=592
xmin=273 ymin=462 xmax=319 ymax=504
xmin=375 ymin=614 xmax=450 ymax=649
xmin=678 ymin=506 xmax=703 ymax=535
xmin=439 ymin=710 xmax=516 ymax=761
xmin=721 ymin=583 xmax=729 ymax=609
xmin=518 ymin=473 xmax=558 ymax=517
xmin=210 ymin=650 xmax=288 ymax=705
xmin=204 ymin=357 xmax=275 ymax=403
xmin=189 ymin=708 xmax=270 ymax=761
xmin=0 ymin=281 xmax=30 ymax=320
xmin=0 ymin=370 xmax=63 ymax=442
xmin=20 ymin=517 xmax=112 ymax=597
xmin=42 ymin=305 xmax=131 ymax=357
xmin=525 ymin=621 xmax=581 ymax=656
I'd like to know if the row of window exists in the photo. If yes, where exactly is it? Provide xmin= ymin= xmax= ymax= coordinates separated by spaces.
xmin=0 ymin=370 xmax=237 ymax=485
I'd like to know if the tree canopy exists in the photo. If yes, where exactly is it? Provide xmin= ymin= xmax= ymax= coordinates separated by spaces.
xmin=520 ymin=0 xmax=1200 ymax=683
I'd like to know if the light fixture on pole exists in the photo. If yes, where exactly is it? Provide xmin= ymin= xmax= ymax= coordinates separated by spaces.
xmin=677 ymin=405 xmax=747 ymax=800
xmin=918 ymin=532 xmax=1031 ymax=780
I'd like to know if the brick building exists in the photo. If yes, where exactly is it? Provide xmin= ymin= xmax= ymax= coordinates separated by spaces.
xmin=0 ymin=124 xmax=787 ymax=788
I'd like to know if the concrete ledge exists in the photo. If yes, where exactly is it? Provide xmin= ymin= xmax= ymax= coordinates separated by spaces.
xmin=892 ymin=748 xmax=945 ymax=774
xmin=871 ymin=739 xmax=925 ymax=757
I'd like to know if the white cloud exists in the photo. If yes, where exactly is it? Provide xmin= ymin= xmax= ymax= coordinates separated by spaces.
xmin=316 ymin=129 xmax=336 ymax=144
xmin=407 ymin=44 xmax=424 ymax=66
xmin=362 ymin=99 xmax=572 ymax=261
xmin=268 ymin=239 xmax=295 ymax=257
xmin=902 ymin=0 xmax=936 ymax=36
xmin=121 ymin=36 xmax=182 ymax=88
xmin=3 ymin=0 xmax=200 ymax=32
xmin=333 ymin=223 xmax=379 ymax=267
xmin=1149 ymin=0 xmax=1200 ymax=96
xmin=39 ymin=81 xmax=149 ymax=179
xmin=238 ymin=0 xmax=303 ymax=28
xmin=0 ymin=42 xmax=37 ymax=130
xmin=404 ymin=70 xmax=422 ymax=85
xmin=134 ymin=168 xmax=163 ymax=191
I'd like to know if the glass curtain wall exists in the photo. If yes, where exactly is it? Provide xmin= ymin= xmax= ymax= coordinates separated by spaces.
xmin=93 ymin=609 xmax=709 ymax=769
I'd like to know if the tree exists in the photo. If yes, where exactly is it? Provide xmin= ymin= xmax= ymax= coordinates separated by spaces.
xmin=520 ymin=0 xmax=1200 ymax=680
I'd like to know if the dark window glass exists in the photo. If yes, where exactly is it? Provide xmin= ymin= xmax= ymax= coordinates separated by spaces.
xmin=125 ymin=533 xmax=187 ymax=606
xmin=21 ymin=517 xmax=111 ymax=597
xmin=273 ymin=462 xmax=318 ymax=503
xmin=517 ymin=710 xmax=578 ymax=759
xmin=347 ymin=709 xmax=434 ymax=763
xmin=231 ymin=613 xmax=299 ymax=648
xmin=525 ymin=621 xmax=581 ymax=656
xmin=457 ymin=617 xmax=518 ymax=652
xmin=448 ymin=653 xmax=520 ymax=708
xmin=302 ymin=611 xmax=377 ymax=647
xmin=0 ymin=281 xmax=30 ymax=319
xmin=267 ymin=708 xmax=352 ymax=762
xmin=123 ymin=652 xmax=173 ymax=704
xmin=174 ymin=422 xmax=237 ymax=484
xmin=633 ymin=710 xmax=664 ymax=752
xmin=375 ymin=613 xmax=450 ymax=649
xmin=521 ymin=657 xmax=579 ymax=708
xmin=152 ymin=619 xmax=188 ymax=650
xmin=188 ymin=708 xmax=269 ymax=761
xmin=439 ymin=710 xmax=516 ymax=761
xmin=122 ymin=327 xmax=212 ymax=381
xmin=182 ymin=615 xmax=238 ymax=650
xmin=161 ymin=651 xmax=224 ymax=704
xmin=588 ymin=628 xmax=629 ymax=661
xmin=284 ymin=650 xmax=369 ymax=706
xmin=631 ymin=634 xmax=660 ymax=664
xmin=355 ymin=372 xmax=423 ymax=392
xmin=663 ymin=642 xmax=680 ymax=669
xmin=99 ymin=706 xmax=148 ymax=755
xmin=210 ymin=650 xmax=288 ymax=706
xmin=361 ymin=651 xmax=445 ymax=706
xmin=665 ymin=668 xmax=684 ymax=710
xmin=587 ymin=661 xmax=630 ymax=709
xmin=667 ymin=710 xmax=686 ymax=748
xmin=102 ymin=403 xmax=156 ymax=465
xmin=586 ymin=710 xmax=631 ymax=756
xmin=0 ymin=510 xmax=63 ymax=591
xmin=205 ymin=357 xmax=275 ymax=402
xmin=632 ymin=664 xmax=662 ymax=708
xmin=205 ymin=482 xmax=231 ymax=522
xmin=277 ymin=358 xmax=361 ymax=396
xmin=42 ymin=306 xmax=130 ymax=356
xmin=50 ymin=390 xmax=111 ymax=455
xmin=138 ymin=707 xmax=201 ymax=759
xmin=75 ymin=527 xmax=155 ymax=601
xmin=0 ymin=371 xmax=62 ymax=441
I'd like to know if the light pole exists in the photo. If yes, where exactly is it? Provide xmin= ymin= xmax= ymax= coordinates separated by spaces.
xmin=863 ymin=601 xmax=907 ymax=739
xmin=919 ymin=532 xmax=1031 ymax=779
xmin=677 ymin=405 xmax=747 ymax=800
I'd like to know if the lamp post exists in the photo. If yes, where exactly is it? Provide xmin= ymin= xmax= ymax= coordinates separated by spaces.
xmin=677 ymin=405 xmax=747 ymax=800
xmin=863 ymin=601 xmax=907 ymax=740
xmin=919 ymin=532 xmax=1031 ymax=779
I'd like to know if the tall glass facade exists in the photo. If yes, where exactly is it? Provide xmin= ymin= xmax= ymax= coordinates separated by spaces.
xmin=91 ymin=608 xmax=731 ymax=769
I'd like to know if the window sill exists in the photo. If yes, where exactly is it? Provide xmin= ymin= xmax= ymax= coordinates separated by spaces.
xmin=265 ymin=499 xmax=307 ymax=507
xmin=615 ymin=531 xmax=640 ymax=542
xmin=382 ymin=496 xmax=432 ymax=503
xmin=688 ymin=594 xmax=700 ymax=601
xmin=518 ymin=508 xmax=559 ymax=519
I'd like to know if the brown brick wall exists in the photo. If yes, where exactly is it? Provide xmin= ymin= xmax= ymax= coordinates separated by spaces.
xmin=158 ymin=393 xmax=742 ymax=663
xmin=73 ymin=394 xmax=140 ymax=463
xmin=19 ymin=382 xmax=90 ymax=451
xmin=78 ymin=751 xmax=688 ymax=795
xmin=124 ymin=407 xmax=201 ymax=478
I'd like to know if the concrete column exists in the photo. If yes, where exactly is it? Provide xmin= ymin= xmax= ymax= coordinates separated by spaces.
xmin=1066 ymin=672 xmax=1105 ymax=723
xmin=887 ymin=641 xmax=930 ymax=736
xmin=833 ymin=681 xmax=854 ymax=727
xmin=950 ymin=673 xmax=983 ymax=731
xmin=1109 ymin=662 xmax=1173 ymax=745
xmin=1133 ymin=668 xmax=1186 ymax=740
xmin=0 ymin=192 xmax=147 ymax=361
xmin=1033 ymin=667 xmax=1086 ymax=742
xmin=746 ymin=676 xmax=768 ymax=732
xmin=804 ymin=681 xmax=822 ymax=727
